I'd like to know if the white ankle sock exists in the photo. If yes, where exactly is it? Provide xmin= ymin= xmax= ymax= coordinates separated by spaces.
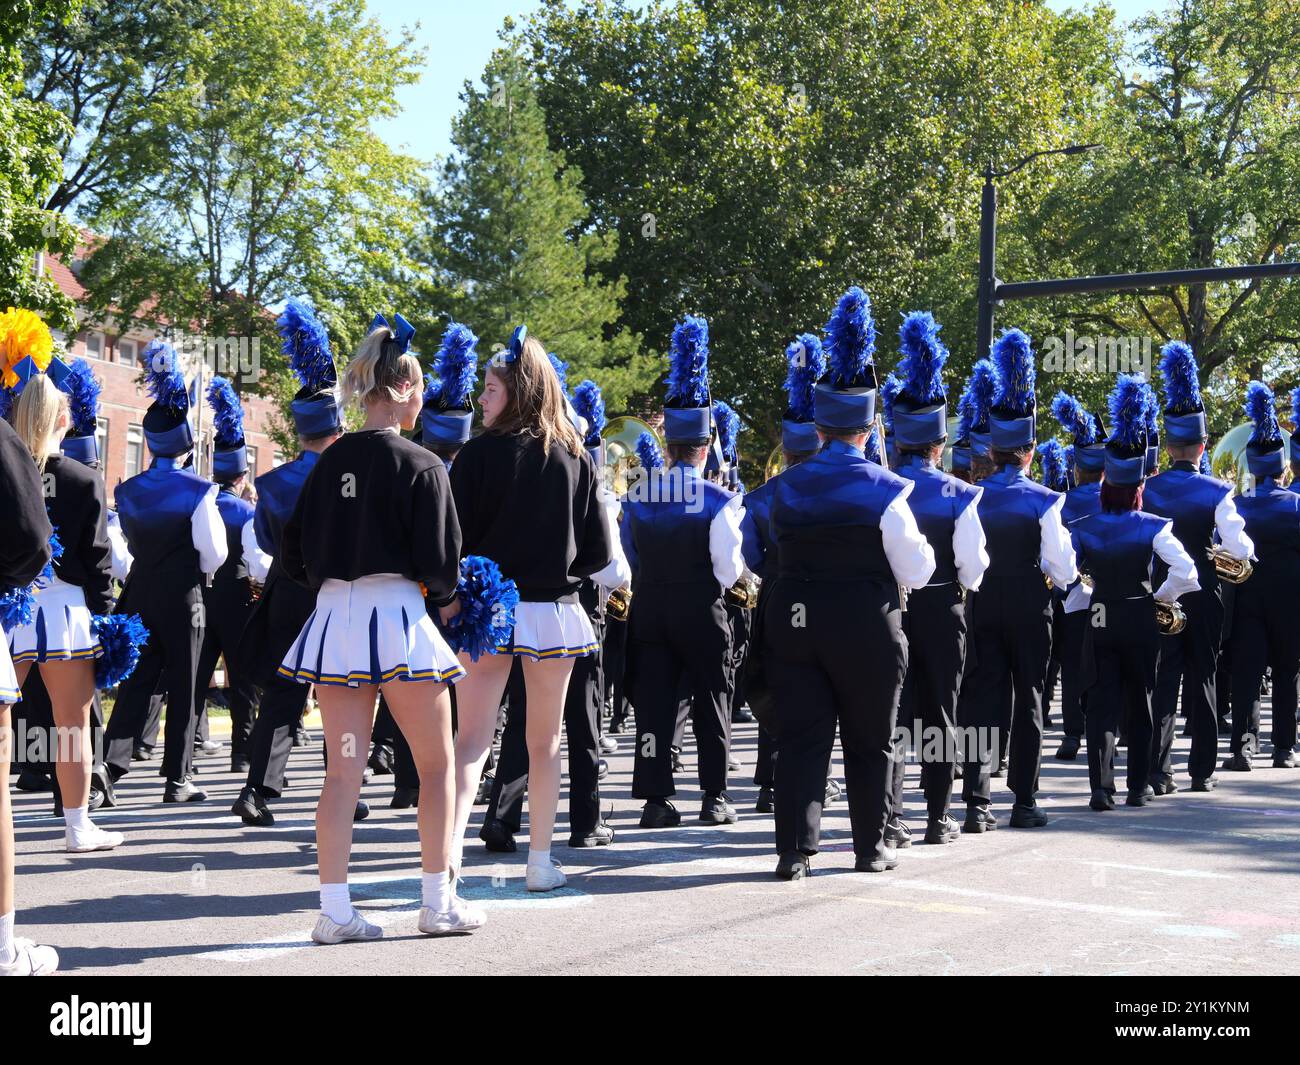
xmin=64 ymin=805 xmax=92 ymax=833
xmin=319 ymin=883 xmax=352 ymax=924
xmin=527 ymin=848 xmax=551 ymax=868
xmin=0 ymin=911 xmax=15 ymax=965
xmin=422 ymin=870 xmax=452 ymax=912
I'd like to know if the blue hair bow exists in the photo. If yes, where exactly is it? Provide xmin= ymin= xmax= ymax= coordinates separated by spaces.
xmin=370 ymin=312 xmax=415 ymax=353
xmin=507 ymin=324 xmax=527 ymax=362
xmin=11 ymin=354 xmax=73 ymax=396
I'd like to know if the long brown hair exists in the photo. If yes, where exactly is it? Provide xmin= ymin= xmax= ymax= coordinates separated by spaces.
xmin=486 ymin=333 xmax=582 ymax=457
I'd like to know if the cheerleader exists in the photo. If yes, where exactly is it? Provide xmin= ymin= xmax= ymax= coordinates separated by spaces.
xmin=765 ymin=288 xmax=935 ymax=878
xmin=104 ymin=342 xmax=227 ymax=802
xmin=1072 ymin=375 xmax=1199 ymax=809
xmin=1225 ymin=384 xmax=1300 ymax=770
xmin=0 ymin=382 xmax=58 ymax=974
xmin=1146 ymin=341 xmax=1254 ymax=793
xmin=278 ymin=317 xmax=482 ymax=941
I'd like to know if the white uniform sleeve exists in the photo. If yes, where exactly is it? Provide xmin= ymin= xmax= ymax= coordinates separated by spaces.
xmin=953 ymin=491 xmax=989 ymax=592
xmin=590 ymin=490 xmax=632 ymax=591
xmin=1039 ymin=496 xmax=1079 ymax=589
xmin=880 ymin=484 xmax=937 ymax=591
xmin=241 ymin=517 xmax=272 ymax=584
xmin=709 ymin=495 xmax=747 ymax=591
xmin=1152 ymin=521 xmax=1201 ymax=603
xmin=192 ymin=485 xmax=229 ymax=578
xmin=1214 ymin=494 xmax=1255 ymax=560
xmin=107 ymin=518 xmax=133 ymax=582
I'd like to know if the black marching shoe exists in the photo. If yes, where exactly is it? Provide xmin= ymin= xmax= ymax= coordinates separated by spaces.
xmin=131 ymin=744 xmax=154 ymax=761
xmin=479 ymin=818 xmax=518 ymax=853
xmin=700 ymin=793 xmax=738 ymax=825
xmin=775 ymin=851 xmax=810 ymax=880
xmin=90 ymin=764 xmax=116 ymax=809
xmin=1009 ymin=801 xmax=1048 ymax=828
xmin=1217 ymin=717 xmax=1232 ymax=736
xmin=569 ymin=820 xmax=615 ymax=848
xmin=639 ymin=799 xmax=681 ymax=828
xmin=884 ymin=817 xmax=913 ymax=848
xmin=1126 ymin=787 xmax=1153 ymax=807
xmin=1221 ymin=752 xmax=1252 ymax=772
xmin=1273 ymin=750 xmax=1297 ymax=768
xmin=1190 ymin=775 xmax=1218 ymax=792
xmin=164 ymin=778 xmax=207 ymax=803
xmin=670 ymin=746 xmax=685 ymax=774
xmin=726 ymin=754 xmax=741 ymax=773
xmin=367 ymin=747 xmax=393 ymax=777
xmin=1055 ymin=735 xmax=1081 ymax=761
xmin=292 ymin=726 xmax=309 ymax=748
xmin=732 ymin=705 xmax=756 ymax=724
xmin=15 ymin=770 xmax=51 ymax=792
xmin=755 ymin=785 xmax=774 ymax=813
xmin=924 ymin=815 xmax=960 ymax=845
xmin=962 ymin=804 xmax=998 ymax=833
xmin=231 ymin=756 xmax=251 ymax=775
xmin=474 ymin=773 xmax=494 ymax=805
xmin=390 ymin=786 xmax=419 ymax=810
xmin=1150 ymin=775 xmax=1179 ymax=795
xmin=855 ymin=846 xmax=900 ymax=873
xmin=1089 ymin=788 xmax=1115 ymax=812
xmin=231 ymin=785 xmax=274 ymax=826
xmin=597 ymin=758 xmax=609 ymax=781
xmin=991 ymin=753 xmax=1009 ymax=778
xmin=353 ymin=800 xmax=370 ymax=822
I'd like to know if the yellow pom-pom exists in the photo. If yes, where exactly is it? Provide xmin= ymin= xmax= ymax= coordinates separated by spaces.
xmin=0 ymin=308 xmax=54 ymax=388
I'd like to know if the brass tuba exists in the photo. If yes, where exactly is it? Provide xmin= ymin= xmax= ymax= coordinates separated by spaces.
xmin=1209 ymin=546 xmax=1253 ymax=585
xmin=725 ymin=575 xmax=761 ymax=610
xmin=1155 ymin=598 xmax=1186 ymax=635
xmin=605 ymin=585 xmax=632 ymax=622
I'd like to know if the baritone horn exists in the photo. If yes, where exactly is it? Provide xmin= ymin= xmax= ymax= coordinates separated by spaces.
xmin=605 ymin=585 xmax=632 ymax=622
xmin=1155 ymin=598 xmax=1186 ymax=635
xmin=725 ymin=575 xmax=761 ymax=609
xmin=1209 ymin=546 xmax=1253 ymax=585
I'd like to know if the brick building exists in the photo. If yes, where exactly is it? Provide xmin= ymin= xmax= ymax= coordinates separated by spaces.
xmin=45 ymin=244 xmax=286 ymax=503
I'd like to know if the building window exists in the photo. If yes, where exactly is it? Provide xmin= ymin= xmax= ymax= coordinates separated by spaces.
xmin=273 ymin=451 xmax=286 ymax=468
xmin=125 ymin=424 xmax=144 ymax=480
xmin=95 ymin=417 xmax=108 ymax=466
xmin=82 ymin=332 xmax=104 ymax=359
xmin=117 ymin=338 xmax=138 ymax=366
xmin=245 ymin=445 xmax=257 ymax=481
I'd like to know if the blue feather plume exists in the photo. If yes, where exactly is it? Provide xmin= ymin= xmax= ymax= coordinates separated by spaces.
xmin=141 ymin=340 xmax=188 ymax=413
xmin=434 ymin=321 xmax=478 ymax=409
xmin=635 ymin=431 xmax=664 ymax=470
xmin=1037 ymin=439 xmax=1068 ymax=491
xmin=823 ymin=287 xmax=876 ymax=386
xmin=897 ymin=311 xmax=948 ymax=404
xmin=1158 ymin=340 xmax=1202 ymax=413
xmin=713 ymin=400 xmax=742 ymax=462
xmin=66 ymin=358 xmax=101 ymax=437
xmin=1199 ymin=451 xmax=1212 ymax=475
xmin=443 ymin=555 xmax=520 ymax=662
xmin=571 ymin=380 xmax=606 ymax=448
xmin=205 ymin=376 xmax=244 ymax=448
xmin=865 ymin=425 xmax=884 ymax=463
xmin=1107 ymin=373 xmax=1152 ymax=450
xmin=880 ymin=373 xmax=902 ymax=430
xmin=783 ymin=334 xmax=825 ymax=421
xmin=277 ymin=298 xmax=334 ymax=393
xmin=423 ymin=372 xmax=441 ymax=406
xmin=548 ymin=353 xmax=569 ymax=394
xmin=1245 ymin=380 xmax=1281 ymax=446
xmin=1143 ymin=379 xmax=1160 ymax=438
xmin=1050 ymin=391 xmax=1100 ymax=445
xmin=666 ymin=316 xmax=710 ymax=406
xmin=990 ymin=328 xmax=1035 ymax=415
xmin=1292 ymin=386 xmax=1300 ymax=433
xmin=962 ymin=359 xmax=999 ymax=433
xmin=92 ymin=613 xmax=149 ymax=688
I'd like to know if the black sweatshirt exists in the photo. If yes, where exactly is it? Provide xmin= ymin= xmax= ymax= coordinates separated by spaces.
xmin=42 ymin=454 xmax=113 ymax=615
xmin=0 ymin=418 xmax=52 ymax=591
xmin=449 ymin=430 xmax=612 ymax=603
xmin=281 ymin=429 xmax=461 ymax=607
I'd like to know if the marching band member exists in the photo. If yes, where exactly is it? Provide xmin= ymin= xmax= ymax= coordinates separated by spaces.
xmin=1145 ymin=341 xmax=1254 ymax=793
xmin=278 ymin=315 xmax=480 ymax=942
xmin=1072 ymin=375 xmax=1199 ymax=810
xmin=104 ymin=342 xmax=227 ymax=803
xmin=957 ymin=329 xmax=1077 ymax=831
xmin=1038 ymin=439 xmax=1070 ymax=731
xmin=713 ymin=400 xmax=755 ymax=729
xmin=447 ymin=326 xmax=612 ymax=892
xmin=1225 ymin=383 xmax=1300 ymax=770
xmin=623 ymin=317 xmax=745 ymax=830
xmin=765 ymin=287 xmax=935 ymax=878
xmin=888 ymin=312 xmax=988 ymax=846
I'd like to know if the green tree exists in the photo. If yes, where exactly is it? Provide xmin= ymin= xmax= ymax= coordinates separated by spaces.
xmin=417 ymin=45 xmax=655 ymax=412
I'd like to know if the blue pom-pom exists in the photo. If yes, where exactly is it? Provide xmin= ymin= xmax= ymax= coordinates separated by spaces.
xmin=278 ymin=298 xmax=335 ymax=393
xmin=635 ymin=430 xmax=663 ymax=470
xmin=783 ymin=334 xmax=825 ymax=422
xmin=444 ymin=555 xmax=520 ymax=662
xmin=205 ymin=376 xmax=245 ymax=448
xmin=434 ymin=322 xmax=478 ymax=409
xmin=990 ymin=328 xmax=1035 ymax=416
xmin=1159 ymin=340 xmax=1201 ymax=414
xmin=1107 ymin=373 xmax=1152 ymax=449
xmin=65 ymin=358 xmax=101 ymax=437
xmin=1037 ymin=439 xmax=1068 ymax=492
xmin=897 ymin=311 xmax=947 ymax=405
xmin=571 ymin=380 xmax=606 ymax=448
xmin=1050 ymin=391 xmax=1100 ymax=446
xmin=880 ymin=373 xmax=902 ymax=430
xmin=824 ymin=287 xmax=876 ymax=386
xmin=141 ymin=340 xmax=189 ymax=413
xmin=548 ymin=353 xmax=569 ymax=394
xmin=1245 ymin=380 xmax=1281 ymax=446
xmin=666 ymin=316 xmax=710 ymax=406
xmin=92 ymin=613 xmax=149 ymax=688
xmin=713 ymin=400 xmax=742 ymax=462
xmin=0 ymin=583 xmax=36 ymax=631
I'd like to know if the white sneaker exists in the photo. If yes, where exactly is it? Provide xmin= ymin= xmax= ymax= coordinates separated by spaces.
xmin=66 ymin=824 xmax=125 ymax=853
xmin=526 ymin=857 xmax=567 ymax=892
xmin=0 ymin=939 xmax=59 ymax=976
xmin=418 ymin=895 xmax=487 ymax=936
xmin=311 ymin=908 xmax=383 ymax=944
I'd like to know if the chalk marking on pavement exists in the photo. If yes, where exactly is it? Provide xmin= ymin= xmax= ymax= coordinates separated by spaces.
xmin=1153 ymin=924 xmax=1239 ymax=939
xmin=862 ymin=877 xmax=1178 ymax=919
xmin=1080 ymin=861 xmax=1229 ymax=880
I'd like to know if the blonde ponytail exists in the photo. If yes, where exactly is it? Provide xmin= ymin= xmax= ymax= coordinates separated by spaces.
xmin=13 ymin=373 xmax=67 ymax=472
xmin=343 ymin=326 xmax=421 ymax=409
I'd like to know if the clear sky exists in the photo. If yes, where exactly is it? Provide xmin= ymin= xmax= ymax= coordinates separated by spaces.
xmin=368 ymin=0 xmax=1164 ymax=172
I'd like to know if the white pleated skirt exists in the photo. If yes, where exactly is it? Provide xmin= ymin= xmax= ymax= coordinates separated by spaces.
xmin=7 ymin=577 xmax=100 ymax=666
xmin=279 ymin=574 xmax=465 ymax=688
xmin=508 ymin=601 xmax=597 ymax=661
xmin=0 ymin=639 xmax=18 ymax=703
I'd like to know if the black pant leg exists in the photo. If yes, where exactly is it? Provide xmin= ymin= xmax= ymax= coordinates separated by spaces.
xmin=1229 ymin=601 xmax=1267 ymax=756
xmin=1007 ymin=588 xmax=1052 ymax=805
xmin=1058 ymin=609 xmax=1088 ymax=739
xmin=563 ymin=649 xmax=601 ymax=837
xmin=244 ymin=673 xmax=308 ymax=797
xmin=104 ymin=628 xmax=167 ymax=777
